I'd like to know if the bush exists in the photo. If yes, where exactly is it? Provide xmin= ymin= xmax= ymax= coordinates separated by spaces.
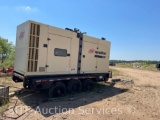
xmin=1 ymin=61 xmax=14 ymax=69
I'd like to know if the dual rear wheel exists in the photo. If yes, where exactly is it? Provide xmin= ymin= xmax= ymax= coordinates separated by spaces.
xmin=49 ymin=79 xmax=94 ymax=98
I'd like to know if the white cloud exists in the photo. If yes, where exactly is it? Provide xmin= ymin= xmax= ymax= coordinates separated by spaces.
xmin=16 ymin=6 xmax=38 ymax=13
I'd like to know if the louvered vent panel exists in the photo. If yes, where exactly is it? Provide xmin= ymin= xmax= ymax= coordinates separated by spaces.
xmin=28 ymin=23 xmax=40 ymax=72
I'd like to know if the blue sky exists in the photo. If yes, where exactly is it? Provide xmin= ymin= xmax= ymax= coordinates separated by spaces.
xmin=0 ymin=0 xmax=159 ymax=60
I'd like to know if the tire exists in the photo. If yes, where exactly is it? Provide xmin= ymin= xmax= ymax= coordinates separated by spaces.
xmin=82 ymin=79 xmax=94 ymax=91
xmin=67 ymin=80 xmax=82 ymax=94
xmin=49 ymin=82 xmax=66 ymax=98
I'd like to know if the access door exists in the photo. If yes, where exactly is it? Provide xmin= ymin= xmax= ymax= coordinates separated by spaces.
xmin=81 ymin=42 xmax=98 ymax=73
xmin=47 ymin=34 xmax=71 ymax=74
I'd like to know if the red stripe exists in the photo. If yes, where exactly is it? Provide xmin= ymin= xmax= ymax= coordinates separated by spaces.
xmin=41 ymin=80 xmax=48 ymax=82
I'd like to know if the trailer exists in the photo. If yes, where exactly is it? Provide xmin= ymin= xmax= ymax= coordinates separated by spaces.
xmin=12 ymin=20 xmax=112 ymax=97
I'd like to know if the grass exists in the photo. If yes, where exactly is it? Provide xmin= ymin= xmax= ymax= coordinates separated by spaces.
xmin=0 ymin=76 xmax=23 ymax=92
xmin=141 ymin=64 xmax=157 ymax=71
xmin=0 ymin=76 xmax=14 ymax=86
xmin=109 ymin=68 xmax=121 ymax=77
xmin=0 ymin=61 xmax=14 ymax=69
xmin=0 ymin=103 xmax=9 ymax=116
xmin=116 ymin=63 xmax=158 ymax=71
xmin=0 ymin=97 xmax=9 ymax=117
xmin=116 ymin=63 xmax=133 ymax=68
xmin=0 ymin=104 xmax=8 ymax=112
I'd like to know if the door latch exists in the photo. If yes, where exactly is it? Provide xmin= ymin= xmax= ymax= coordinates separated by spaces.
xmin=45 ymin=65 xmax=49 ymax=67
xmin=47 ymin=38 xmax=51 ymax=41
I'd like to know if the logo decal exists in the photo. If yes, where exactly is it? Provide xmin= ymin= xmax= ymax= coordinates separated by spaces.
xmin=88 ymin=49 xmax=95 ymax=54
xmin=19 ymin=30 xmax=25 ymax=40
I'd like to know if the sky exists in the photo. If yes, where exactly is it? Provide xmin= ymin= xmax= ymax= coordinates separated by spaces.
xmin=0 ymin=0 xmax=159 ymax=60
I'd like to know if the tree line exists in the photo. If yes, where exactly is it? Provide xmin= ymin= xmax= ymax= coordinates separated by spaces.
xmin=0 ymin=37 xmax=15 ymax=68
xmin=110 ymin=60 xmax=160 ymax=64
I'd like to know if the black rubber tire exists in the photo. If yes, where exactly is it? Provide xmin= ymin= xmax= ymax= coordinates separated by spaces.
xmin=67 ymin=80 xmax=82 ymax=94
xmin=82 ymin=79 xmax=94 ymax=91
xmin=49 ymin=82 xmax=66 ymax=98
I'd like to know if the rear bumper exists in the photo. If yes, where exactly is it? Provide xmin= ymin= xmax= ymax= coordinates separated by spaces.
xmin=12 ymin=71 xmax=24 ymax=82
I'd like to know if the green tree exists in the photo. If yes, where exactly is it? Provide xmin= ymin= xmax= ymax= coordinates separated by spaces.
xmin=0 ymin=37 xmax=14 ymax=63
xmin=9 ymin=46 xmax=15 ymax=61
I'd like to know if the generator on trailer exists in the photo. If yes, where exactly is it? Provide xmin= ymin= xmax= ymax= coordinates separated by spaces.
xmin=12 ymin=20 xmax=112 ymax=97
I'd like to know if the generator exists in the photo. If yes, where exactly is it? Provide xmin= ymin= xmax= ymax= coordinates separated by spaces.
xmin=12 ymin=20 xmax=111 ymax=97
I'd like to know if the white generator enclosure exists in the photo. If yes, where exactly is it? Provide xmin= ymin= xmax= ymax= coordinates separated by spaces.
xmin=14 ymin=20 xmax=111 ymax=76
xmin=13 ymin=20 xmax=111 ymax=91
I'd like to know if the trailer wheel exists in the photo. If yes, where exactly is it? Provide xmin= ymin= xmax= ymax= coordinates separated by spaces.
xmin=67 ymin=80 xmax=82 ymax=94
xmin=82 ymin=79 xmax=94 ymax=91
xmin=49 ymin=82 xmax=66 ymax=98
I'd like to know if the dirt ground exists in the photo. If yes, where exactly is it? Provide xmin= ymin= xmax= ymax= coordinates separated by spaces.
xmin=0 ymin=73 xmax=23 ymax=93
xmin=1 ymin=67 xmax=160 ymax=120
